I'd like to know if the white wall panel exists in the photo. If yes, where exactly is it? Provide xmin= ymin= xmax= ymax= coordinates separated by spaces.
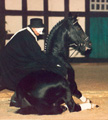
xmin=48 ymin=0 xmax=64 ymax=11
xmin=5 ymin=16 xmax=22 ymax=34
xmin=27 ymin=0 xmax=43 ymax=11
xmin=49 ymin=17 xmax=64 ymax=32
xmin=5 ymin=0 xmax=22 ymax=10
xmin=69 ymin=0 xmax=85 ymax=11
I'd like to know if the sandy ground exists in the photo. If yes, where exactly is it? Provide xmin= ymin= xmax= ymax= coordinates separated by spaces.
xmin=0 ymin=63 xmax=108 ymax=120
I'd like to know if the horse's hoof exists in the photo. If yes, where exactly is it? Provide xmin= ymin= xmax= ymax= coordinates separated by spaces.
xmin=10 ymin=100 xmax=20 ymax=107
xmin=96 ymin=105 xmax=99 ymax=108
xmin=91 ymin=104 xmax=99 ymax=108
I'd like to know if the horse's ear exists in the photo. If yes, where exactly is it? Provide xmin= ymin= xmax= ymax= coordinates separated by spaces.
xmin=73 ymin=15 xmax=77 ymax=19
xmin=72 ymin=15 xmax=78 ymax=20
xmin=68 ymin=12 xmax=72 ymax=17
xmin=68 ymin=12 xmax=78 ymax=19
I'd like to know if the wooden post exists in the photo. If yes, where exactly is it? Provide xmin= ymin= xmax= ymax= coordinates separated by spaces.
xmin=64 ymin=0 xmax=69 ymax=58
xmin=44 ymin=0 xmax=48 ymax=50
xmin=0 ymin=0 xmax=6 ymax=50
xmin=22 ymin=0 xmax=27 ymax=28
xmin=64 ymin=0 xmax=69 ymax=18
xmin=85 ymin=0 xmax=90 ymax=36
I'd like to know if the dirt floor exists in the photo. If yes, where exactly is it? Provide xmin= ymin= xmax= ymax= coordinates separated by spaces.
xmin=0 ymin=63 xmax=108 ymax=120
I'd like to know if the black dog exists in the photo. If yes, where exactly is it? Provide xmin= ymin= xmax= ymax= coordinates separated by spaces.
xmin=13 ymin=70 xmax=81 ymax=115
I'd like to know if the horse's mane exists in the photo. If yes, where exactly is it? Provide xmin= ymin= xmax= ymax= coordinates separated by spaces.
xmin=45 ymin=17 xmax=76 ymax=52
xmin=45 ymin=18 xmax=66 ymax=52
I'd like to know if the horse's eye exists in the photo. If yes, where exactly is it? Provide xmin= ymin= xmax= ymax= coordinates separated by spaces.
xmin=77 ymin=27 xmax=81 ymax=30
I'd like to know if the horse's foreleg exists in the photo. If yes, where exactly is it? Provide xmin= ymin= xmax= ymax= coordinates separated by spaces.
xmin=80 ymin=95 xmax=91 ymax=103
xmin=67 ymin=68 xmax=92 ymax=103
xmin=67 ymin=68 xmax=82 ymax=98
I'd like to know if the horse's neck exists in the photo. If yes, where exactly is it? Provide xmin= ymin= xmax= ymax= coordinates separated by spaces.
xmin=49 ymin=33 xmax=67 ymax=57
xmin=46 ymin=24 xmax=72 ymax=68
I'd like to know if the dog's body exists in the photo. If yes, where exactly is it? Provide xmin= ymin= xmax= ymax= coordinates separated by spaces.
xmin=15 ymin=70 xmax=81 ymax=115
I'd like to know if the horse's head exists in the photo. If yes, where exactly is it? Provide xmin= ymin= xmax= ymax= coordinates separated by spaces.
xmin=65 ymin=16 xmax=92 ymax=54
xmin=46 ymin=16 xmax=92 ymax=58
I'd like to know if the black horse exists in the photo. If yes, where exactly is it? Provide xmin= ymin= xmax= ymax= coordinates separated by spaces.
xmin=15 ymin=70 xmax=81 ymax=115
xmin=10 ymin=16 xmax=95 ymax=115
xmin=45 ymin=16 xmax=92 ymax=99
